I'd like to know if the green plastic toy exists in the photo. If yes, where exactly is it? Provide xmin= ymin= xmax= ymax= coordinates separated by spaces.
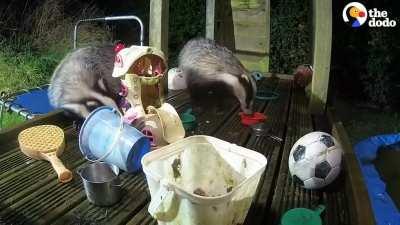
xmin=180 ymin=108 xmax=196 ymax=131
xmin=281 ymin=205 xmax=325 ymax=225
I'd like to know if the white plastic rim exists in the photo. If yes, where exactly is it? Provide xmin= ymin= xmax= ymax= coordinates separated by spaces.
xmin=167 ymin=68 xmax=187 ymax=90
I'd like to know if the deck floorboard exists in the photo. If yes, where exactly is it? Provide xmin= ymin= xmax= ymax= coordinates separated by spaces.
xmin=0 ymin=79 xmax=354 ymax=225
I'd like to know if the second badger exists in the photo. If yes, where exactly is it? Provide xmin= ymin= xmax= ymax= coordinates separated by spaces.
xmin=178 ymin=38 xmax=257 ymax=114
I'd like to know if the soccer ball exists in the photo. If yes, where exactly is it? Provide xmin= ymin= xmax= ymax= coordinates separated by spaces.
xmin=288 ymin=131 xmax=342 ymax=189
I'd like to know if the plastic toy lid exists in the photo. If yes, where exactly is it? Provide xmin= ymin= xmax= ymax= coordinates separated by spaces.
xmin=256 ymin=90 xmax=279 ymax=100
xmin=281 ymin=205 xmax=325 ymax=225
xmin=239 ymin=112 xmax=266 ymax=126
xmin=180 ymin=108 xmax=196 ymax=131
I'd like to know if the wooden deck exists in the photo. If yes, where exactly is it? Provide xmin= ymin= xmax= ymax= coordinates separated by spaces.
xmin=0 ymin=78 xmax=374 ymax=225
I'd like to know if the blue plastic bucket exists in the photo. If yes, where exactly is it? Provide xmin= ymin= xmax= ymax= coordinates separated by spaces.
xmin=79 ymin=106 xmax=150 ymax=172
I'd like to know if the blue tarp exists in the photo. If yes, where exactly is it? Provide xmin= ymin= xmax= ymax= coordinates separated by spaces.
xmin=355 ymin=134 xmax=400 ymax=225
xmin=13 ymin=87 xmax=54 ymax=115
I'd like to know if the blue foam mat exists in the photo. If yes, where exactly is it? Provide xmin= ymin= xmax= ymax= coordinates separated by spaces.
xmin=12 ymin=87 xmax=54 ymax=115
xmin=355 ymin=134 xmax=400 ymax=225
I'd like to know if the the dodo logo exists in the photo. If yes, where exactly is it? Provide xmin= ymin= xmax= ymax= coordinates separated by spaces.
xmin=343 ymin=2 xmax=397 ymax=28
xmin=343 ymin=2 xmax=368 ymax=28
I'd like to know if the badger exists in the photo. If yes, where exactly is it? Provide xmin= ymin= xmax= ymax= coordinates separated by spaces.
xmin=48 ymin=46 xmax=121 ymax=118
xmin=178 ymin=38 xmax=257 ymax=114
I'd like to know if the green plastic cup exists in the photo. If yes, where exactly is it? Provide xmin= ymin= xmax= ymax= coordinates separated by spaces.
xmin=180 ymin=108 xmax=196 ymax=131
xmin=281 ymin=205 xmax=325 ymax=225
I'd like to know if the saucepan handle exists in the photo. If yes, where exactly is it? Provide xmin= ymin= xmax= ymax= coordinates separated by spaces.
xmin=47 ymin=153 xmax=73 ymax=183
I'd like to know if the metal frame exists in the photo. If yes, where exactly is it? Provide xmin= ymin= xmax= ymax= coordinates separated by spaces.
xmin=73 ymin=15 xmax=144 ymax=49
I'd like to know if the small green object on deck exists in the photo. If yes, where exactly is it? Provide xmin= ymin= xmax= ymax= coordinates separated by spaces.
xmin=180 ymin=108 xmax=196 ymax=131
xmin=281 ymin=205 xmax=325 ymax=225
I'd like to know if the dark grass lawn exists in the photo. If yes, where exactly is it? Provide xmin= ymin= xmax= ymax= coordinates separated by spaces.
xmin=0 ymin=111 xmax=25 ymax=129
xmin=334 ymin=98 xmax=400 ymax=144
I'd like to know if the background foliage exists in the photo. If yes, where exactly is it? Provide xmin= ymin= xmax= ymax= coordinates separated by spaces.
xmin=269 ymin=0 xmax=312 ymax=74
xmin=331 ymin=0 xmax=400 ymax=107
xmin=168 ymin=0 xmax=206 ymax=66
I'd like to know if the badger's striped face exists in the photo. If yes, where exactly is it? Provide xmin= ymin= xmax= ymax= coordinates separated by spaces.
xmin=239 ymin=73 xmax=257 ymax=114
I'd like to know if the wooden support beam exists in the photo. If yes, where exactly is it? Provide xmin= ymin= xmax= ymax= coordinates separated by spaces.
xmin=309 ymin=0 xmax=332 ymax=114
xmin=206 ymin=0 xmax=216 ymax=40
xmin=149 ymin=0 xmax=169 ymax=59
xmin=231 ymin=0 xmax=270 ymax=73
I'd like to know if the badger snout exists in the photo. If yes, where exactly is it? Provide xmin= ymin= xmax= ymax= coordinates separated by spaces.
xmin=242 ymin=107 xmax=254 ymax=115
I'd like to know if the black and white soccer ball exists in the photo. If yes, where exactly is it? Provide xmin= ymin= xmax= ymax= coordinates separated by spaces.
xmin=288 ymin=131 xmax=342 ymax=189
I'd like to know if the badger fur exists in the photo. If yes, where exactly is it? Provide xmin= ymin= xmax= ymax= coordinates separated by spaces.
xmin=48 ymin=46 xmax=121 ymax=118
xmin=178 ymin=38 xmax=257 ymax=114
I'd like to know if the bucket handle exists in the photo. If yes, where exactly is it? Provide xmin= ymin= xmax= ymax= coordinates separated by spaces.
xmin=148 ymin=179 xmax=179 ymax=221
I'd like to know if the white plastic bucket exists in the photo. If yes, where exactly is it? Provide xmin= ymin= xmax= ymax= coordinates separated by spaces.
xmin=167 ymin=68 xmax=187 ymax=90
xmin=141 ymin=135 xmax=267 ymax=225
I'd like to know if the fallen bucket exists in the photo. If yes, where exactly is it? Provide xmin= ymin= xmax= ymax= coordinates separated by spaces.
xmin=141 ymin=135 xmax=267 ymax=225
xmin=79 ymin=106 xmax=150 ymax=172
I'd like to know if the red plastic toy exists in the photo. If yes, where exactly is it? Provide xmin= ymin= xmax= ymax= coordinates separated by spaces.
xmin=239 ymin=112 xmax=266 ymax=126
xmin=114 ymin=43 xmax=126 ymax=53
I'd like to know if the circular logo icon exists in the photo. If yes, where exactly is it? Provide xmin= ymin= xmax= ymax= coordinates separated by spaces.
xmin=343 ymin=2 xmax=368 ymax=27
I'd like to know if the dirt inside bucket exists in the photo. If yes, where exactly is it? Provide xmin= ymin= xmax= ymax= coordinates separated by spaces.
xmin=169 ymin=143 xmax=246 ymax=197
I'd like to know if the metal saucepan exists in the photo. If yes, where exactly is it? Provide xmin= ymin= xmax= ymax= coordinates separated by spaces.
xmin=78 ymin=162 xmax=122 ymax=206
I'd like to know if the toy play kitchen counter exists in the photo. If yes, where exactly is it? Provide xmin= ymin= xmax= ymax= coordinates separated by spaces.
xmin=0 ymin=78 xmax=375 ymax=225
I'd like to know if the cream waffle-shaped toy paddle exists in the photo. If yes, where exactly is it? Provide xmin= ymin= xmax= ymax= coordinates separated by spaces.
xmin=18 ymin=125 xmax=72 ymax=183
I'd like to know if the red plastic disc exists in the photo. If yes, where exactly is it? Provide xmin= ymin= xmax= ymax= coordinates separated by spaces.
xmin=239 ymin=112 xmax=267 ymax=126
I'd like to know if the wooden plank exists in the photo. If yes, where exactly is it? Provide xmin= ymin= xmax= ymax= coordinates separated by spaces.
xmin=149 ymin=0 xmax=169 ymax=93
xmin=230 ymin=0 xmax=270 ymax=73
xmin=234 ymin=35 xmax=268 ymax=54
xmin=216 ymin=0 xmax=235 ymax=50
xmin=268 ymin=88 xmax=318 ymax=224
xmin=206 ymin=0 xmax=216 ymax=40
xmin=232 ymin=7 xmax=268 ymax=53
xmin=125 ymin=203 xmax=150 ymax=225
xmin=51 ymin=174 xmax=149 ymax=225
xmin=231 ymin=5 xmax=267 ymax=25
xmin=149 ymin=0 xmax=169 ymax=58
xmin=244 ymin=80 xmax=292 ymax=225
xmin=328 ymin=107 xmax=375 ymax=225
xmin=231 ymin=0 xmax=264 ymax=9
xmin=309 ymin=0 xmax=332 ymax=114
xmin=236 ymin=52 xmax=269 ymax=73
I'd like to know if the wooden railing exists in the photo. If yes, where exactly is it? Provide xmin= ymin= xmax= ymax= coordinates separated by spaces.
xmin=328 ymin=107 xmax=376 ymax=225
